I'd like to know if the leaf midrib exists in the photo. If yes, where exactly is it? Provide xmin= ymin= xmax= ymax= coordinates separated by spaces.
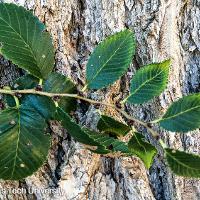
xmin=88 ymin=33 xmax=130 ymax=86
xmin=160 ymin=105 xmax=200 ymax=122
xmin=133 ymin=134 xmax=147 ymax=154
xmin=128 ymin=68 xmax=164 ymax=101
xmin=100 ymin=117 xmax=128 ymax=136
xmin=100 ymin=117 xmax=112 ymax=131
xmin=11 ymin=108 xmax=20 ymax=179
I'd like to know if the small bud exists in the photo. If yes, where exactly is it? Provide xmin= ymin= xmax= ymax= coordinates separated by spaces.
xmin=116 ymin=102 xmax=122 ymax=109
xmin=126 ymin=120 xmax=134 ymax=126
xmin=15 ymin=93 xmax=22 ymax=98
xmin=36 ymin=85 xmax=43 ymax=91
xmin=107 ymin=144 xmax=113 ymax=150
xmin=94 ymin=104 xmax=100 ymax=109
xmin=147 ymin=123 xmax=152 ymax=128
xmin=155 ymin=135 xmax=160 ymax=140
xmin=53 ymin=96 xmax=60 ymax=101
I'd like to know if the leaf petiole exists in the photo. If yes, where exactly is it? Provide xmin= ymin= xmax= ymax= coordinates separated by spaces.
xmin=81 ymin=85 xmax=88 ymax=92
xmin=14 ymin=96 xmax=20 ymax=108
xmin=39 ymin=79 xmax=43 ymax=86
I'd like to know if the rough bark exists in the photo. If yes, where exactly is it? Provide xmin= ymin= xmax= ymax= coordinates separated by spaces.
xmin=0 ymin=0 xmax=200 ymax=200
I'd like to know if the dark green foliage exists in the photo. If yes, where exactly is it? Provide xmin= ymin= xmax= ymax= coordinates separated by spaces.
xmin=56 ymin=107 xmax=100 ymax=146
xmin=44 ymin=72 xmax=77 ymax=113
xmin=0 ymin=104 xmax=50 ymax=180
xmin=13 ymin=74 xmax=39 ymax=90
xmin=57 ymin=108 xmax=156 ymax=164
xmin=159 ymin=94 xmax=200 ymax=132
xmin=5 ymin=94 xmax=16 ymax=108
xmin=126 ymin=60 xmax=170 ymax=104
xmin=128 ymin=132 xmax=157 ymax=168
xmin=86 ymin=29 xmax=135 ymax=89
xmin=56 ymin=107 xmax=129 ymax=154
xmin=165 ymin=149 xmax=200 ymax=178
xmin=84 ymin=128 xmax=129 ymax=154
xmin=97 ymin=115 xmax=131 ymax=137
xmin=22 ymin=95 xmax=56 ymax=120
xmin=57 ymin=109 xmax=157 ymax=166
xmin=0 ymin=3 xmax=54 ymax=79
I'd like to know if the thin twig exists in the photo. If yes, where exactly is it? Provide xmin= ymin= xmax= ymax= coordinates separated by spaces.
xmin=0 ymin=89 xmax=159 ymax=137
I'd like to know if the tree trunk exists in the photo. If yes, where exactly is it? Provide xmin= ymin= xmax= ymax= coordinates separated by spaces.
xmin=0 ymin=0 xmax=200 ymax=199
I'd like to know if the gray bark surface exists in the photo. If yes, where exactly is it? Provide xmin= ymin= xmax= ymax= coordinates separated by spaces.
xmin=0 ymin=0 xmax=200 ymax=199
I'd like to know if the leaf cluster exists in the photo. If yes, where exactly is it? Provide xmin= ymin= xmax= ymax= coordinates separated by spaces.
xmin=0 ymin=3 xmax=200 ymax=180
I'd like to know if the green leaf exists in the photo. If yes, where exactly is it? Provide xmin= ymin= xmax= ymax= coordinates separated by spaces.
xmin=56 ymin=107 xmax=129 ymax=154
xmin=0 ymin=3 xmax=54 ymax=79
xmin=56 ymin=107 xmax=100 ymax=146
xmin=86 ymin=29 xmax=135 ymax=89
xmin=159 ymin=94 xmax=200 ymax=132
xmin=128 ymin=132 xmax=157 ymax=169
xmin=97 ymin=115 xmax=131 ymax=137
xmin=85 ymin=128 xmax=129 ymax=154
xmin=22 ymin=95 xmax=56 ymax=120
xmin=0 ymin=105 xmax=51 ymax=180
xmin=165 ymin=148 xmax=200 ymax=178
xmin=126 ymin=60 xmax=170 ymax=104
xmin=44 ymin=72 xmax=77 ymax=113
